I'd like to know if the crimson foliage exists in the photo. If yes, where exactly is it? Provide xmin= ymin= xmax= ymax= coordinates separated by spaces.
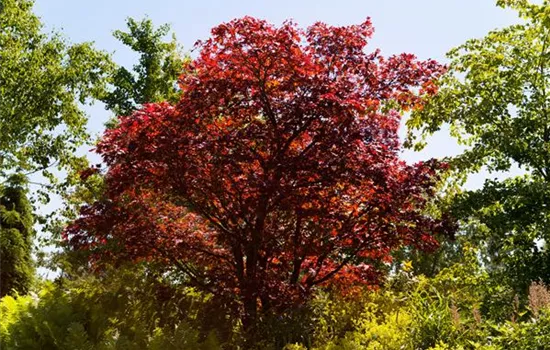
xmin=66 ymin=17 xmax=451 ymax=325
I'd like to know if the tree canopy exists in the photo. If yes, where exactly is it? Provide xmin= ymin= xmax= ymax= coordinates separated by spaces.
xmin=0 ymin=0 xmax=111 ymax=298
xmin=0 ymin=0 xmax=112 ymax=182
xmin=407 ymin=0 xmax=550 ymax=290
xmin=101 ymin=17 xmax=185 ymax=118
xmin=65 ymin=17 xmax=452 ymax=326
xmin=5 ymin=1 xmax=550 ymax=348
xmin=0 ymin=176 xmax=34 ymax=297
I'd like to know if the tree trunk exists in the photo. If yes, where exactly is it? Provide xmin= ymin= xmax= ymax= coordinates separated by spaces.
xmin=242 ymin=289 xmax=259 ymax=344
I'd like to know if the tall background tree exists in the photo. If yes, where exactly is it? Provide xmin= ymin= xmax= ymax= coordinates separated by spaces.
xmin=51 ymin=17 xmax=185 ymax=275
xmin=0 ymin=176 xmax=34 ymax=297
xmin=55 ymin=16 xmax=185 ymax=219
xmin=407 ymin=0 xmax=550 ymax=293
xmin=0 ymin=0 xmax=112 ymax=181
xmin=101 ymin=17 xmax=185 ymax=119
xmin=0 ymin=0 xmax=111 ymax=295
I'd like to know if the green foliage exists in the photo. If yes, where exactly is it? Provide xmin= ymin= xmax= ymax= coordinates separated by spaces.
xmin=0 ymin=175 xmax=35 ymax=297
xmin=309 ymin=290 xmax=412 ymax=350
xmin=101 ymin=17 xmax=185 ymax=118
xmin=392 ymin=235 xmax=464 ymax=278
xmin=282 ymin=249 xmax=550 ymax=350
xmin=492 ymin=310 xmax=550 ymax=349
xmin=3 ymin=239 xmax=550 ymax=349
xmin=0 ymin=2 xmax=108 ymax=284
xmin=0 ymin=0 xmax=112 ymax=180
xmin=452 ymin=176 xmax=550 ymax=293
xmin=406 ymin=0 xmax=550 ymax=293
xmin=0 ymin=264 xmax=228 ymax=349
xmin=44 ymin=16 xmax=187 ymax=265
xmin=45 ymin=16 xmax=186 ymax=237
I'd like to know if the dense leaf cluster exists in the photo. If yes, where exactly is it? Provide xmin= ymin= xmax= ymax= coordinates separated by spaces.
xmin=0 ymin=176 xmax=34 ymax=297
xmin=65 ymin=17 xmax=451 ymax=326
xmin=0 ymin=0 xmax=112 ymax=179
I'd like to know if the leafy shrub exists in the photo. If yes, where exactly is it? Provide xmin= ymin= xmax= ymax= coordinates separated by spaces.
xmin=0 ymin=265 xmax=228 ymax=349
xmin=3 ymin=251 xmax=550 ymax=349
xmin=281 ymin=249 xmax=550 ymax=350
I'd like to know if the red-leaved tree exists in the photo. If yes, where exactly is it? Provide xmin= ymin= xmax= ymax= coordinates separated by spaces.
xmin=65 ymin=17 xmax=451 ymax=327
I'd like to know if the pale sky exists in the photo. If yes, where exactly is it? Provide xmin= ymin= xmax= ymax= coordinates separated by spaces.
xmin=31 ymin=0 xmax=523 ymax=207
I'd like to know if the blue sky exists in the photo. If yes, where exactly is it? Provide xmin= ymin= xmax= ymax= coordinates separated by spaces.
xmin=34 ymin=1 xmax=519 ymax=60
xmin=32 ymin=0 xmax=522 ymax=188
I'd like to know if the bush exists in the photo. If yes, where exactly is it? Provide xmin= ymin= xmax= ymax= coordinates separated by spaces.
xmin=3 ymin=250 xmax=550 ymax=349
xmin=0 ymin=265 xmax=228 ymax=349
xmin=281 ymin=249 xmax=550 ymax=350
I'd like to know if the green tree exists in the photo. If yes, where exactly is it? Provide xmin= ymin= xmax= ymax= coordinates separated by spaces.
xmin=1 ymin=0 xmax=111 ymax=295
xmin=0 ymin=265 xmax=226 ymax=349
xmin=0 ymin=176 xmax=34 ymax=297
xmin=101 ymin=17 xmax=185 ymax=118
xmin=407 ymin=0 xmax=550 ymax=292
xmin=49 ymin=17 xmax=185 ymax=229
xmin=0 ymin=0 xmax=112 ymax=182
xmin=50 ymin=17 xmax=186 ymax=251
